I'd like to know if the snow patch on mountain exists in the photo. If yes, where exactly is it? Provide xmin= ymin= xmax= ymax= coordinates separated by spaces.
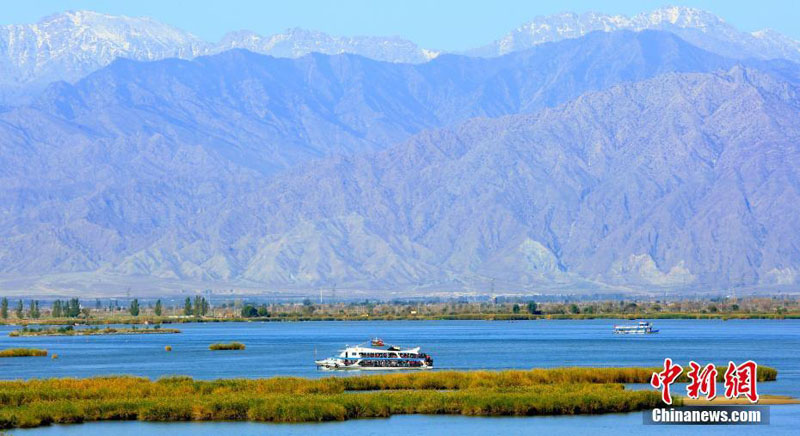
xmin=0 ymin=11 xmax=437 ymax=103
xmin=469 ymin=6 xmax=800 ymax=62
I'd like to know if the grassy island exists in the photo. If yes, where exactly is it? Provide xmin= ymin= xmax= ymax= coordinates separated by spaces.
xmin=0 ymin=348 xmax=48 ymax=358
xmin=0 ymin=366 xmax=780 ymax=429
xmin=209 ymin=342 xmax=245 ymax=350
xmin=8 ymin=326 xmax=181 ymax=337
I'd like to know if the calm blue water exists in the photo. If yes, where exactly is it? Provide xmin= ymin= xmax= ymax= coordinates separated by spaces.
xmin=12 ymin=409 xmax=800 ymax=436
xmin=2 ymin=319 xmax=799 ymax=435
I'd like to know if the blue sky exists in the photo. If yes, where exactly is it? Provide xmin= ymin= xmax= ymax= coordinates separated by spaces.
xmin=4 ymin=0 xmax=799 ymax=50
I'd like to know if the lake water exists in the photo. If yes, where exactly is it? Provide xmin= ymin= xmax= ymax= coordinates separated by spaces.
xmin=2 ymin=319 xmax=799 ymax=434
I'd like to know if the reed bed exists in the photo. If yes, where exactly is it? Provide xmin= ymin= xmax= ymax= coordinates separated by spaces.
xmin=0 ymin=348 xmax=47 ymax=358
xmin=0 ymin=375 xmax=664 ymax=429
xmin=208 ymin=342 xmax=245 ymax=351
xmin=0 ymin=366 xmax=776 ymax=429
xmin=9 ymin=326 xmax=180 ymax=337
xmin=0 ymin=366 xmax=777 ymax=406
xmin=292 ymin=366 xmax=776 ymax=392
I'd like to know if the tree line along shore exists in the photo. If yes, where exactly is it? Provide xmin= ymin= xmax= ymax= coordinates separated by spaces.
xmin=0 ymin=366 xmax=778 ymax=429
xmin=0 ymin=296 xmax=798 ymax=325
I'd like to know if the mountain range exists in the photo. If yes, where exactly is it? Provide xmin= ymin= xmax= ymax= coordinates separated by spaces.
xmin=1 ymin=8 xmax=800 ymax=297
xmin=10 ymin=30 xmax=749 ymax=175
xmin=2 ymin=6 xmax=800 ymax=104
xmin=0 ymin=10 xmax=435 ymax=103
xmin=245 ymin=66 xmax=800 ymax=292
xmin=2 ymin=28 xmax=800 ymax=296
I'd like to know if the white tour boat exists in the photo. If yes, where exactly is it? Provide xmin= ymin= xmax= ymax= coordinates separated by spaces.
xmin=613 ymin=320 xmax=659 ymax=334
xmin=315 ymin=340 xmax=433 ymax=370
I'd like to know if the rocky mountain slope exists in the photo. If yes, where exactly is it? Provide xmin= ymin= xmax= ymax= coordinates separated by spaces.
xmin=223 ymin=67 xmax=800 ymax=294
xmin=4 ymin=31 xmax=738 ymax=175
xmin=1 ymin=33 xmax=798 ymax=294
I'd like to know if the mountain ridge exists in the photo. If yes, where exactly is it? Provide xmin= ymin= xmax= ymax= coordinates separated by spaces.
xmin=2 ymin=18 xmax=800 ymax=296
xmin=3 ymin=6 xmax=800 ymax=104
xmin=15 ymin=30 xmax=741 ymax=175
xmin=468 ymin=6 xmax=800 ymax=62
xmin=234 ymin=66 xmax=800 ymax=293
xmin=2 ymin=57 xmax=799 ymax=295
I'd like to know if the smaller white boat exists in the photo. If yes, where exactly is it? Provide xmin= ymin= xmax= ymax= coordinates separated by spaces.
xmin=613 ymin=320 xmax=659 ymax=334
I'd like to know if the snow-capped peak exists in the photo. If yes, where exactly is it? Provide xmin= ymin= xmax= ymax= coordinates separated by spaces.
xmin=468 ymin=6 xmax=800 ymax=62
xmin=0 ymin=10 xmax=437 ymax=102
xmin=2 ymin=7 xmax=800 ymax=104
xmin=642 ymin=6 xmax=723 ymax=27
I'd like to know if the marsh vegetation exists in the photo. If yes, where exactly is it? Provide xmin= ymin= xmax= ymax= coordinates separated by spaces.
xmin=8 ymin=325 xmax=180 ymax=337
xmin=0 ymin=348 xmax=47 ymax=358
xmin=0 ymin=368 xmax=688 ymax=429
xmin=208 ymin=342 xmax=246 ymax=351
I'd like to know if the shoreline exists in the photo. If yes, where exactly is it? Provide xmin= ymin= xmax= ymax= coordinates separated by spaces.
xmin=2 ymin=312 xmax=799 ymax=327
xmin=681 ymin=395 xmax=800 ymax=406
xmin=8 ymin=326 xmax=181 ymax=337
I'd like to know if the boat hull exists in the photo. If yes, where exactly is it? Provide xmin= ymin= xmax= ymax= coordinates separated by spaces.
xmin=315 ymin=357 xmax=433 ymax=371
xmin=613 ymin=330 xmax=659 ymax=334
xmin=317 ymin=364 xmax=433 ymax=371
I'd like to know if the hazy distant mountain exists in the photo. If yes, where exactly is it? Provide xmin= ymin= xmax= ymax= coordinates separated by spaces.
xmin=5 ymin=67 xmax=798 ymax=295
xmin=468 ymin=6 xmax=800 ymax=63
xmin=225 ymin=67 xmax=800 ymax=293
xmin=214 ymin=28 xmax=439 ymax=63
xmin=3 ymin=6 xmax=800 ymax=106
xmin=1 ymin=28 xmax=799 ymax=295
xmin=0 ymin=11 xmax=207 ymax=102
xmin=7 ymin=31 xmax=736 ymax=175
xmin=0 ymin=11 xmax=436 ymax=103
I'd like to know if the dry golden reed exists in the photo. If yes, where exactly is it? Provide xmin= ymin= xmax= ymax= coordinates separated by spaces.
xmin=0 ymin=348 xmax=47 ymax=358
xmin=0 ymin=366 xmax=777 ymax=430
